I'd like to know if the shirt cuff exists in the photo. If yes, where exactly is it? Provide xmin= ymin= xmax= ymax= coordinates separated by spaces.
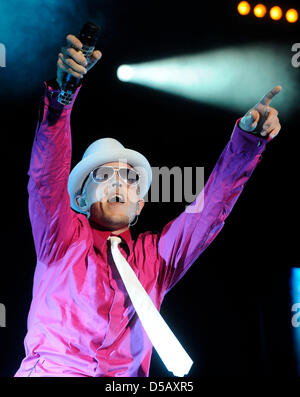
xmin=43 ymin=78 xmax=82 ymax=110
xmin=230 ymin=117 xmax=268 ymax=155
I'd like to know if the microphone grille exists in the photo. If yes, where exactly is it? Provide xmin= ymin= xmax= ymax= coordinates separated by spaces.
xmin=79 ymin=22 xmax=100 ymax=46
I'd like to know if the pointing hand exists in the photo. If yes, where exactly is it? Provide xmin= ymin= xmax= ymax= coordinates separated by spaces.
xmin=239 ymin=86 xmax=282 ymax=140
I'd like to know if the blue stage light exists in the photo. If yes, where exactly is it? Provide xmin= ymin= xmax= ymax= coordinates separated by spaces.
xmin=291 ymin=267 xmax=300 ymax=375
xmin=116 ymin=44 xmax=298 ymax=119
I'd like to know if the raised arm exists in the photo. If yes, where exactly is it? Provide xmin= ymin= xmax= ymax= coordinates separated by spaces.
xmin=157 ymin=86 xmax=282 ymax=293
xmin=28 ymin=34 xmax=102 ymax=263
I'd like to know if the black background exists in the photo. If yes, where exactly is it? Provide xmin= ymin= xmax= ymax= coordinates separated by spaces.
xmin=0 ymin=0 xmax=300 ymax=377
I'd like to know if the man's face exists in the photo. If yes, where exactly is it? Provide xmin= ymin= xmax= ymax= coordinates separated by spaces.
xmin=79 ymin=161 xmax=144 ymax=231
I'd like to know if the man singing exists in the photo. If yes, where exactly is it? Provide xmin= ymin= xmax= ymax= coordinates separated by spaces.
xmin=15 ymin=33 xmax=281 ymax=377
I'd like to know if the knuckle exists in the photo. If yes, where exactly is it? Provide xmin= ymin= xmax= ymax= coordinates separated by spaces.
xmin=71 ymin=62 xmax=80 ymax=71
xmin=72 ymin=64 xmax=79 ymax=72
xmin=68 ymin=47 xmax=76 ymax=55
xmin=73 ymin=60 xmax=84 ymax=71
xmin=74 ymin=54 xmax=83 ymax=64
xmin=270 ymin=107 xmax=278 ymax=116
xmin=80 ymin=55 xmax=87 ymax=64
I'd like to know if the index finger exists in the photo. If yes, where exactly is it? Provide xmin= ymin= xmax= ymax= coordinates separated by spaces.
xmin=259 ymin=85 xmax=282 ymax=106
xmin=66 ymin=34 xmax=82 ymax=51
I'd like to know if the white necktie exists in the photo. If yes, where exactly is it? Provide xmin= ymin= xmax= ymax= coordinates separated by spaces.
xmin=108 ymin=235 xmax=193 ymax=377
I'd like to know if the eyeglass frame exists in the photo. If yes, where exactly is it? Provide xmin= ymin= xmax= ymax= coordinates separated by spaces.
xmin=81 ymin=165 xmax=140 ymax=194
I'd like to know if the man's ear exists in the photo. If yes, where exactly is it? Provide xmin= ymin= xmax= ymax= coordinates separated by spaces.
xmin=136 ymin=199 xmax=145 ymax=216
xmin=75 ymin=194 xmax=89 ymax=213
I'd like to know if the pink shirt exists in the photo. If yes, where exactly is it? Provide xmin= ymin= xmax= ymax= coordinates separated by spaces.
xmin=15 ymin=81 xmax=268 ymax=377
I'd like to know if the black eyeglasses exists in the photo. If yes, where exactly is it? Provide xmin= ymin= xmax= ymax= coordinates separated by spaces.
xmin=91 ymin=166 xmax=140 ymax=185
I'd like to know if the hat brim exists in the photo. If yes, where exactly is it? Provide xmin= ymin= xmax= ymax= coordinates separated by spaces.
xmin=68 ymin=147 xmax=152 ymax=213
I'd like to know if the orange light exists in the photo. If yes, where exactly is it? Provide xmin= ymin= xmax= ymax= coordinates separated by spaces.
xmin=286 ymin=8 xmax=299 ymax=23
xmin=253 ymin=4 xmax=267 ymax=18
xmin=270 ymin=6 xmax=282 ymax=20
xmin=237 ymin=1 xmax=251 ymax=15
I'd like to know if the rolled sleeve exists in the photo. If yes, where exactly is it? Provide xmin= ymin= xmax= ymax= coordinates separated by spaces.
xmin=230 ymin=118 xmax=268 ymax=156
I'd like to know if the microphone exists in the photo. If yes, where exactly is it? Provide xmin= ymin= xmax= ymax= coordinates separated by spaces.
xmin=58 ymin=21 xmax=100 ymax=105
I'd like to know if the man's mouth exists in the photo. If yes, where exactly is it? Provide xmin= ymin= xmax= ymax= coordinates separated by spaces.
xmin=107 ymin=193 xmax=125 ymax=203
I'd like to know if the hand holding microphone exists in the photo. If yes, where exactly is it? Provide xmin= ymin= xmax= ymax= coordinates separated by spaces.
xmin=56 ymin=22 xmax=102 ymax=104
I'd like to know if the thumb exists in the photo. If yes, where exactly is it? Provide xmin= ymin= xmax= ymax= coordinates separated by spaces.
xmin=239 ymin=109 xmax=260 ymax=132
xmin=86 ymin=50 xmax=102 ymax=70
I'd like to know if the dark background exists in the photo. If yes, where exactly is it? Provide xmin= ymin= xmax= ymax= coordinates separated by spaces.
xmin=0 ymin=0 xmax=299 ymax=377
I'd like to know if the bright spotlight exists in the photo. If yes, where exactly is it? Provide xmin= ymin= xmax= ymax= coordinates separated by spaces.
xmin=286 ymin=8 xmax=299 ymax=23
xmin=253 ymin=4 xmax=267 ymax=18
xmin=116 ymin=44 xmax=297 ymax=118
xmin=117 ymin=65 xmax=134 ymax=82
xmin=270 ymin=6 xmax=282 ymax=20
xmin=237 ymin=1 xmax=251 ymax=15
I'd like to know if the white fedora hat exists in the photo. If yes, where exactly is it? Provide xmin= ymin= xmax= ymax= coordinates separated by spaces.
xmin=68 ymin=138 xmax=152 ymax=214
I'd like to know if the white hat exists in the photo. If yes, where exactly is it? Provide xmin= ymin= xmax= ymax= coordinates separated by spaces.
xmin=68 ymin=138 xmax=152 ymax=214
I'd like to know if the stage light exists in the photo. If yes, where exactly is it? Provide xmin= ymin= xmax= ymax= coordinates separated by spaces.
xmin=237 ymin=1 xmax=251 ymax=15
xmin=253 ymin=4 xmax=267 ymax=18
xmin=270 ymin=6 xmax=282 ymax=20
xmin=116 ymin=44 xmax=298 ymax=118
xmin=117 ymin=65 xmax=134 ymax=82
xmin=290 ymin=267 xmax=300 ymax=375
xmin=286 ymin=8 xmax=299 ymax=23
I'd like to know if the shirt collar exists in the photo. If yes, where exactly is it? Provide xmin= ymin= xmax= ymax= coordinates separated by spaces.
xmin=91 ymin=223 xmax=133 ymax=254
